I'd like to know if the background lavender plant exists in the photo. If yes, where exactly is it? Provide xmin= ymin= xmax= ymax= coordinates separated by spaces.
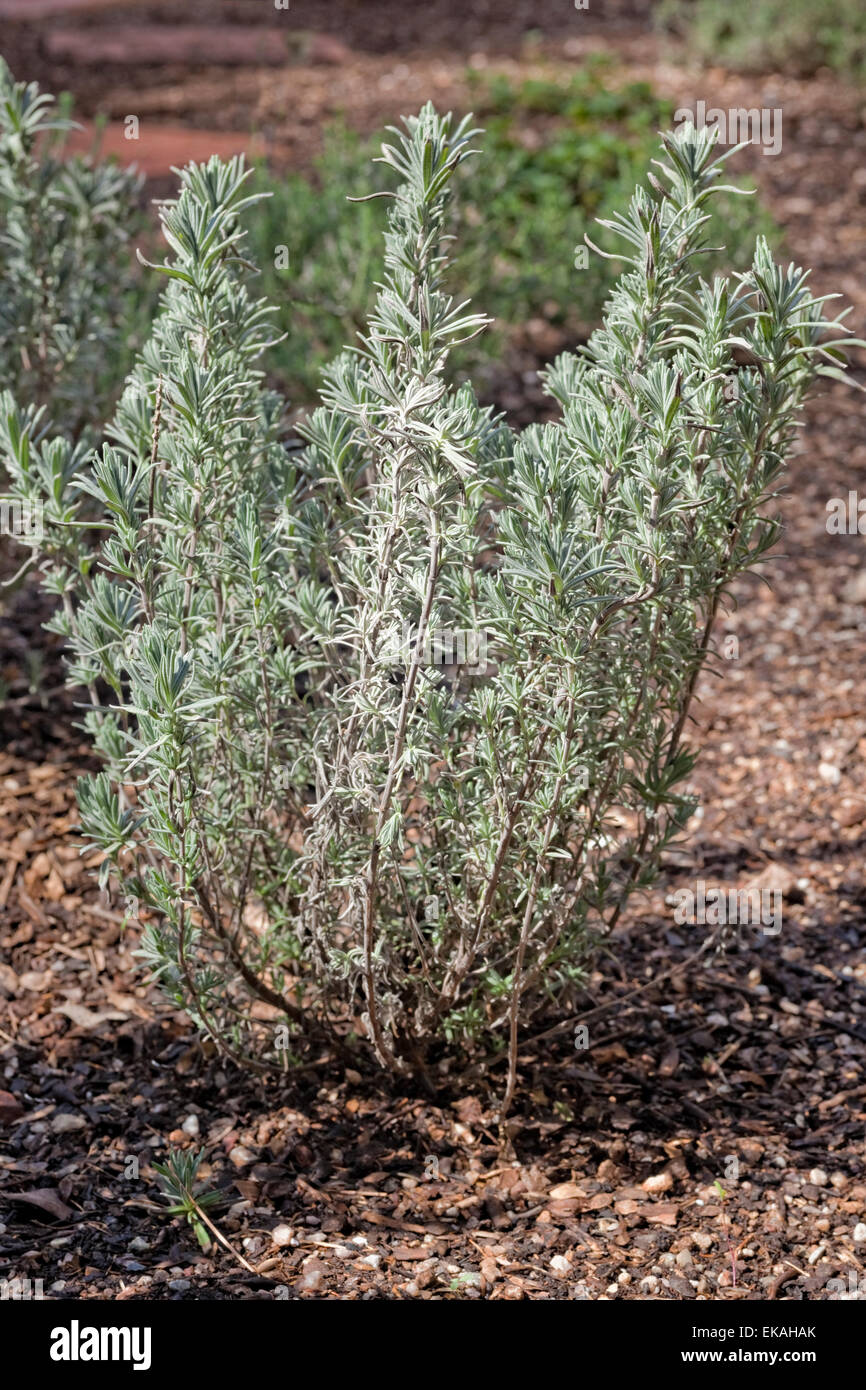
xmin=0 ymin=61 xmax=142 ymax=440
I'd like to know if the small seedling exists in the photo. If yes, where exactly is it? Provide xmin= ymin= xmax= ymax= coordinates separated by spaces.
xmin=713 ymin=1178 xmax=739 ymax=1288
xmin=153 ymin=1147 xmax=222 ymax=1252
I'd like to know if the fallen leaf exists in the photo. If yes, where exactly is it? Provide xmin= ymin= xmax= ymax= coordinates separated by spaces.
xmin=0 ymin=1090 xmax=24 ymax=1125
xmin=8 ymin=1189 xmax=73 ymax=1221
xmin=548 ymin=1182 xmax=587 ymax=1200
xmin=615 ymin=1198 xmax=641 ymax=1215
xmin=646 ymin=1203 xmax=678 ymax=1227
xmin=55 ymin=1002 xmax=128 ymax=1029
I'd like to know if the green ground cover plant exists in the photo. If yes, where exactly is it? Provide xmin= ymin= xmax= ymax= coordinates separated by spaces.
xmin=659 ymin=0 xmax=866 ymax=83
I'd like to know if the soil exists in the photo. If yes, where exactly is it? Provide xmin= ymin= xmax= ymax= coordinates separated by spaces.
xmin=1 ymin=0 xmax=865 ymax=1301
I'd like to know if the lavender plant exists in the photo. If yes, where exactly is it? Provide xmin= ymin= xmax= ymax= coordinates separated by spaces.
xmin=1 ymin=108 xmax=856 ymax=1109
xmin=0 ymin=61 xmax=142 ymax=437
xmin=1 ymin=154 xmax=298 ymax=1068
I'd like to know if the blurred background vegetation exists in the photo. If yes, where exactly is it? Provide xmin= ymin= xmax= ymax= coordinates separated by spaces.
xmin=248 ymin=61 xmax=774 ymax=405
xmin=15 ymin=0 xmax=847 ymax=423
xmin=658 ymin=0 xmax=866 ymax=83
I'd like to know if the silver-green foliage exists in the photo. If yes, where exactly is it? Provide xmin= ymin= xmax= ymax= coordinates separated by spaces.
xmin=0 ymin=107 xmax=854 ymax=1102
xmin=0 ymin=61 xmax=142 ymax=435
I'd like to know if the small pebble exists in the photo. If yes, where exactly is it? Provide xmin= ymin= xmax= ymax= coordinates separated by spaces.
xmin=642 ymin=1171 xmax=673 ymax=1194
xmin=228 ymin=1144 xmax=256 ymax=1168
xmin=299 ymin=1263 xmax=323 ymax=1292
xmin=51 ymin=1113 xmax=85 ymax=1134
